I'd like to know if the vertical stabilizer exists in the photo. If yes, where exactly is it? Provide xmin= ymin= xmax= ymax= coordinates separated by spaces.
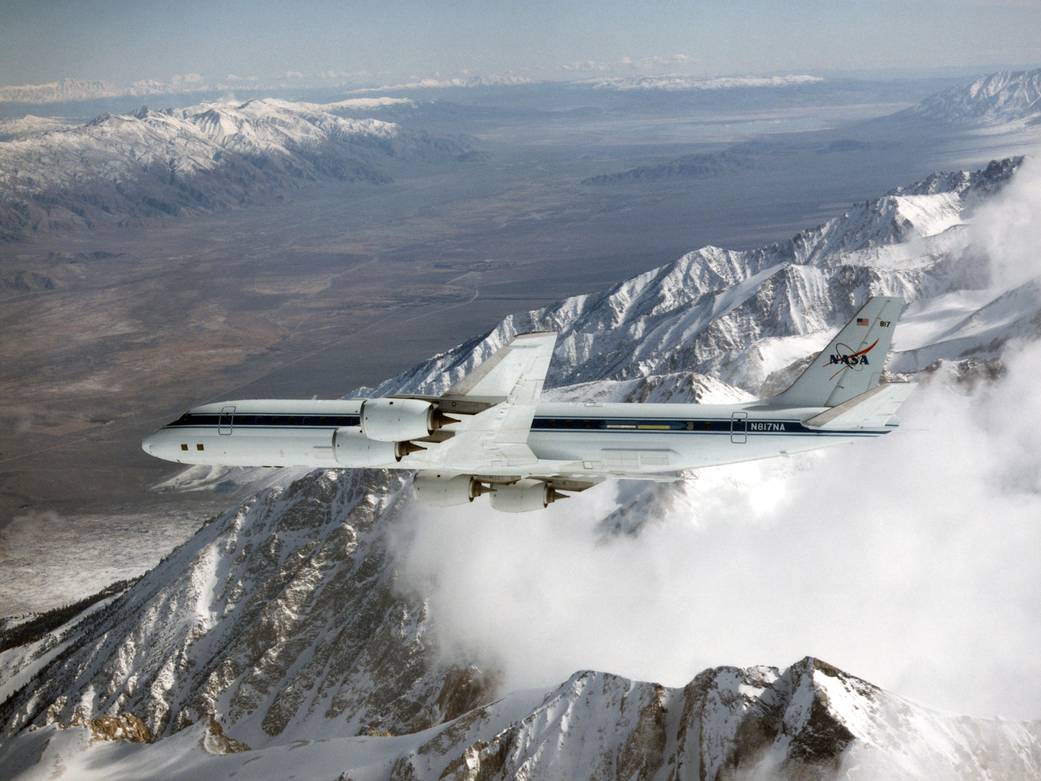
xmin=771 ymin=296 xmax=905 ymax=408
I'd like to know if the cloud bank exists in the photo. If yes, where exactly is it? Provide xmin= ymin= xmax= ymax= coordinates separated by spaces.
xmin=395 ymin=337 xmax=1041 ymax=721
xmin=970 ymin=152 xmax=1041 ymax=291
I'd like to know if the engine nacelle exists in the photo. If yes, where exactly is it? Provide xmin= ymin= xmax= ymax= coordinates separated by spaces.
xmin=333 ymin=428 xmax=400 ymax=467
xmin=360 ymin=398 xmax=434 ymax=442
xmin=414 ymin=473 xmax=490 ymax=507
xmin=489 ymin=479 xmax=565 ymax=513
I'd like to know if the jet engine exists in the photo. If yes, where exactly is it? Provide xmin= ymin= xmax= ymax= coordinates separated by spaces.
xmin=360 ymin=398 xmax=454 ymax=442
xmin=334 ymin=429 xmax=413 ymax=466
xmin=489 ymin=479 xmax=565 ymax=513
xmin=414 ymin=473 xmax=492 ymax=507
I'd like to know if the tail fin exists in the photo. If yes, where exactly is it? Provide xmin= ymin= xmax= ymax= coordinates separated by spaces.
xmin=771 ymin=296 xmax=905 ymax=408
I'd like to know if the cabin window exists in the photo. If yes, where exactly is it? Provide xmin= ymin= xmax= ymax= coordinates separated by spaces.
xmin=180 ymin=443 xmax=188 ymax=451
xmin=197 ymin=443 xmax=205 ymax=451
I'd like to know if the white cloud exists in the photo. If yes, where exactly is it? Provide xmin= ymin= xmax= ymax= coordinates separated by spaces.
xmin=620 ymin=53 xmax=695 ymax=70
xmin=394 ymin=337 xmax=1041 ymax=720
xmin=646 ymin=53 xmax=692 ymax=66
xmin=969 ymin=152 xmax=1041 ymax=291
xmin=319 ymin=70 xmax=351 ymax=80
xmin=170 ymin=72 xmax=205 ymax=86
xmin=560 ymin=60 xmax=610 ymax=72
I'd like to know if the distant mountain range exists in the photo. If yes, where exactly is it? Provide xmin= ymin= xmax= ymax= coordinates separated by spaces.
xmin=0 ymin=75 xmax=535 ymax=105
xmin=0 ymin=97 xmax=473 ymax=240
xmin=584 ymin=145 xmax=759 ymax=185
xmin=906 ymin=68 xmax=1041 ymax=125
xmin=3 ymin=68 xmax=1039 ymax=240
xmin=0 ymin=76 xmax=214 ymax=105
xmin=2 ymin=156 xmax=1039 ymax=779
xmin=585 ymin=68 xmax=1041 ymax=185
xmin=581 ymin=74 xmax=825 ymax=91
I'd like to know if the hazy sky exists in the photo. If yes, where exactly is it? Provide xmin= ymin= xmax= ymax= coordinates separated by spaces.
xmin=2 ymin=0 xmax=1041 ymax=86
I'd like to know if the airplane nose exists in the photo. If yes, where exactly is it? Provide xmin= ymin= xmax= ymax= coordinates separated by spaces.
xmin=142 ymin=433 xmax=156 ymax=454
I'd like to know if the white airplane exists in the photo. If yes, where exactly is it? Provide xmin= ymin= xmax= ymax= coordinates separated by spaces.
xmin=143 ymin=297 xmax=914 ymax=512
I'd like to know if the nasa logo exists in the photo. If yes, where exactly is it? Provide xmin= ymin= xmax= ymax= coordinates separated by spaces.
xmin=825 ymin=339 xmax=879 ymax=378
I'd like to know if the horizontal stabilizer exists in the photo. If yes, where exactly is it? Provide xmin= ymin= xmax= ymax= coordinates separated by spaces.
xmin=804 ymin=383 xmax=916 ymax=430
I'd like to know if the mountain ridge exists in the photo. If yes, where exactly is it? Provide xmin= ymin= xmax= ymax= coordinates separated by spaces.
xmin=0 ymin=97 xmax=474 ymax=240
xmin=905 ymin=68 xmax=1041 ymax=125
xmin=3 ymin=653 xmax=1039 ymax=779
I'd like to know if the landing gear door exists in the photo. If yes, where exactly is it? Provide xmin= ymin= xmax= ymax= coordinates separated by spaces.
xmin=218 ymin=405 xmax=235 ymax=436
xmin=730 ymin=411 xmax=748 ymax=444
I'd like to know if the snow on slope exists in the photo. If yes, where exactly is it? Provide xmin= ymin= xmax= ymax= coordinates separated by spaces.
xmin=3 ymin=658 xmax=1039 ymax=780
xmin=907 ymin=69 xmax=1041 ymax=126
xmin=0 ymin=115 xmax=77 ymax=141
xmin=2 ymin=157 xmax=1041 ymax=779
xmin=0 ymin=97 xmax=471 ymax=238
xmin=374 ymin=157 xmax=1023 ymax=403
xmin=0 ymin=470 xmax=497 ymax=748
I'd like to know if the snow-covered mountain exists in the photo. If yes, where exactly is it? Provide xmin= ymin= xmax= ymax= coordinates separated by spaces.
xmin=3 ymin=657 xmax=1039 ymax=780
xmin=2 ymin=156 xmax=1040 ymax=779
xmin=0 ymin=115 xmax=77 ymax=141
xmin=585 ymin=69 xmax=1041 ymax=186
xmin=0 ymin=97 xmax=472 ymax=239
xmin=376 ymin=157 xmax=1026 ymax=403
xmin=906 ymin=69 xmax=1041 ymax=126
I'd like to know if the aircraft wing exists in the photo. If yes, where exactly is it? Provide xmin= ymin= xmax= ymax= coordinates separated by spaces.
xmin=404 ymin=332 xmax=557 ymax=471
xmin=443 ymin=331 xmax=557 ymax=404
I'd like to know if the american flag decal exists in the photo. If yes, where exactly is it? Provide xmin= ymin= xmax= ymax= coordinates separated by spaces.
xmin=856 ymin=318 xmax=869 ymax=326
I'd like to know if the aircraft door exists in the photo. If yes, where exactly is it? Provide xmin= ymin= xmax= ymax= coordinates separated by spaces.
xmin=730 ymin=411 xmax=748 ymax=444
xmin=218 ymin=405 xmax=235 ymax=436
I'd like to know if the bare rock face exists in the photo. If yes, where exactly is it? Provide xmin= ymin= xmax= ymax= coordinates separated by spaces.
xmin=202 ymin=715 xmax=249 ymax=754
xmin=75 ymin=712 xmax=154 ymax=744
xmin=0 ymin=469 xmax=492 ymax=747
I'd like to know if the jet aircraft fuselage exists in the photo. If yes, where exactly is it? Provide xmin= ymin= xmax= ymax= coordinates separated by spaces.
xmin=142 ymin=296 xmax=914 ymax=512
xmin=142 ymin=398 xmax=883 ymax=473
